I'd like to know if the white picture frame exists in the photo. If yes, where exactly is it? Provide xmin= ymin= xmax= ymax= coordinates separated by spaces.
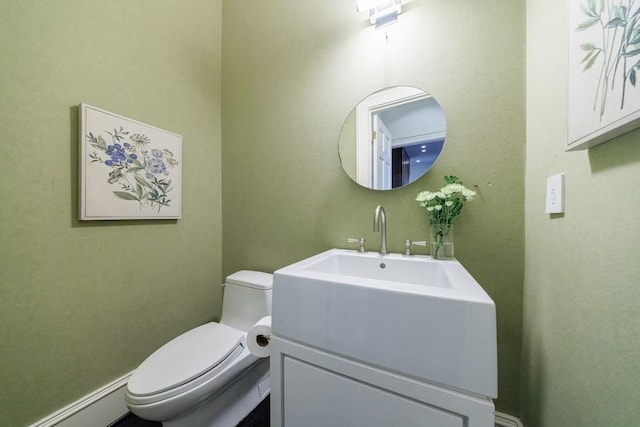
xmin=79 ymin=103 xmax=182 ymax=220
xmin=568 ymin=0 xmax=640 ymax=150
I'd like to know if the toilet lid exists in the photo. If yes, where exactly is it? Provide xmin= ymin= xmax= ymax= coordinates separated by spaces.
xmin=127 ymin=322 xmax=243 ymax=397
xmin=226 ymin=270 xmax=273 ymax=289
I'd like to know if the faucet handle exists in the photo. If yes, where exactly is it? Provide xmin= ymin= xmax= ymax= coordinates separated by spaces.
xmin=403 ymin=240 xmax=427 ymax=256
xmin=347 ymin=237 xmax=367 ymax=253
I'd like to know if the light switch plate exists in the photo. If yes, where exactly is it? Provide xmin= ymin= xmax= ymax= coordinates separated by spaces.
xmin=545 ymin=174 xmax=565 ymax=214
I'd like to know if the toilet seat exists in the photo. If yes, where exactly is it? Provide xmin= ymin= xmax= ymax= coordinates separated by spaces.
xmin=127 ymin=322 xmax=245 ymax=405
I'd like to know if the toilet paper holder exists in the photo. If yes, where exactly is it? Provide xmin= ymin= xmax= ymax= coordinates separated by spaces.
xmin=256 ymin=334 xmax=270 ymax=347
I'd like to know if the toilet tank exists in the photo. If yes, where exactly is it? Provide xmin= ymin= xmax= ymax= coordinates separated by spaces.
xmin=220 ymin=270 xmax=273 ymax=332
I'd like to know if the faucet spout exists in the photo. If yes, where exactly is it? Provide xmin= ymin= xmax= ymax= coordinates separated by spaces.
xmin=373 ymin=205 xmax=388 ymax=255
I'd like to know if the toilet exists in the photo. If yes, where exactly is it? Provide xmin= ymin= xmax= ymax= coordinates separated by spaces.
xmin=125 ymin=270 xmax=273 ymax=427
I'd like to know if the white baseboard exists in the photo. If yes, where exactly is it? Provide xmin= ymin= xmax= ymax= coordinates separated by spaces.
xmin=29 ymin=372 xmax=132 ymax=427
xmin=495 ymin=411 xmax=524 ymax=427
xmin=29 ymin=372 xmax=522 ymax=427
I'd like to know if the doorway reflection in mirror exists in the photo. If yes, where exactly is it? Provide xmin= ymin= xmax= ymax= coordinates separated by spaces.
xmin=338 ymin=86 xmax=446 ymax=190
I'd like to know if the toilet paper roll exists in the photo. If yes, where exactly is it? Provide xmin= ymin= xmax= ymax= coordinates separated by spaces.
xmin=247 ymin=316 xmax=272 ymax=358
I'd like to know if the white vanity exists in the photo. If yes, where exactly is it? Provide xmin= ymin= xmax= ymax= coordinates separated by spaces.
xmin=270 ymin=249 xmax=497 ymax=426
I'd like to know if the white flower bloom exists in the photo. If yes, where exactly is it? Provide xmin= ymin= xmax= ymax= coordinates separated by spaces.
xmin=416 ymin=191 xmax=438 ymax=202
xmin=441 ymin=186 xmax=454 ymax=195
xmin=416 ymin=176 xmax=474 ymax=227
xmin=416 ymin=191 xmax=430 ymax=202
xmin=130 ymin=133 xmax=151 ymax=151
xmin=462 ymin=189 xmax=476 ymax=199
xmin=444 ymin=183 xmax=465 ymax=194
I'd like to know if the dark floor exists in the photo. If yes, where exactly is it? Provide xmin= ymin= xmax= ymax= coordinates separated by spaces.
xmin=111 ymin=396 xmax=269 ymax=427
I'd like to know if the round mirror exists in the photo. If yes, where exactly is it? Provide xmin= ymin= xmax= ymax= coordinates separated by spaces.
xmin=338 ymin=86 xmax=447 ymax=190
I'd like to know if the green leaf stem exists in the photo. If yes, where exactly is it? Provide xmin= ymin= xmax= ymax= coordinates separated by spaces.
xmin=113 ymin=191 xmax=139 ymax=201
xmin=577 ymin=0 xmax=640 ymax=117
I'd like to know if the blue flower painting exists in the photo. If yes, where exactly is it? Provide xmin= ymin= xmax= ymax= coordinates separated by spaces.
xmin=80 ymin=103 xmax=182 ymax=220
xmin=87 ymin=127 xmax=179 ymax=212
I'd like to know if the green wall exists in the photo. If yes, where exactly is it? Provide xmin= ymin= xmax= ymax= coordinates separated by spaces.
xmin=1 ymin=1 xmax=556 ymax=424
xmin=0 ymin=1 xmax=222 ymax=425
xmin=222 ymin=0 xmax=525 ymax=415
xmin=524 ymin=0 xmax=640 ymax=426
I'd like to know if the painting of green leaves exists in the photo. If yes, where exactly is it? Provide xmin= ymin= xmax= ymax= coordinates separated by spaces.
xmin=80 ymin=104 xmax=182 ymax=220
xmin=568 ymin=0 xmax=640 ymax=150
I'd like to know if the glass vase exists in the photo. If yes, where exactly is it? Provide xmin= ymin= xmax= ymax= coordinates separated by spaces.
xmin=429 ymin=222 xmax=454 ymax=259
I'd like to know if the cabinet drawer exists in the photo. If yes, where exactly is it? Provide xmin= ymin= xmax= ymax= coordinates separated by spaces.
xmin=283 ymin=357 xmax=464 ymax=427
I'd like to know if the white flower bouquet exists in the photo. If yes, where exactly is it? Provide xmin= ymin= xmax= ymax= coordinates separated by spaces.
xmin=416 ymin=175 xmax=475 ymax=258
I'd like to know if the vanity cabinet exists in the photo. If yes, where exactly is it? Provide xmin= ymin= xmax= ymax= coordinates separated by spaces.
xmin=269 ymin=336 xmax=495 ymax=427
xmin=270 ymin=250 xmax=498 ymax=426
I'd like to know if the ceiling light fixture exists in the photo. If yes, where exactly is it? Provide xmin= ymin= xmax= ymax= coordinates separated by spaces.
xmin=357 ymin=0 xmax=402 ymax=29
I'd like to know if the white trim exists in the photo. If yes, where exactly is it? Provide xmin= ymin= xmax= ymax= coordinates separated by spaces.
xmin=28 ymin=371 xmax=522 ymax=427
xmin=355 ymin=86 xmax=429 ymax=187
xmin=391 ymin=130 xmax=447 ymax=147
xmin=29 ymin=372 xmax=132 ymax=427
xmin=495 ymin=411 xmax=524 ymax=427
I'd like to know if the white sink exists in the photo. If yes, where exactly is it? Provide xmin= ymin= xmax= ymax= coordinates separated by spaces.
xmin=272 ymin=249 xmax=497 ymax=398
xmin=303 ymin=250 xmax=452 ymax=288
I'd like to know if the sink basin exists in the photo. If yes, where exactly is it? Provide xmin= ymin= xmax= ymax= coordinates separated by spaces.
xmin=303 ymin=251 xmax=452 ymax=288
xmin=272 ymin=249 xmax=497 ymax=398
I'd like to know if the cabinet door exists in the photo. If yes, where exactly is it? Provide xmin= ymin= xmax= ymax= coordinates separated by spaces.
xmin=283 ymin=357 xmax=464 ymax=427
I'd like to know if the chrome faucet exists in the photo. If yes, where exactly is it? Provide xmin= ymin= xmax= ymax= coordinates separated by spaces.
xmin=373 ymin=205 xmax=388 ymax=255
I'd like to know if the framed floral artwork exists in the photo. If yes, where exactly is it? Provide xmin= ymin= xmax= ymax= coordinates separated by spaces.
xmin=79 ymin=103 xmax=182 ymax=220
xmin=568 ymin=0 xmax=640 ymax=150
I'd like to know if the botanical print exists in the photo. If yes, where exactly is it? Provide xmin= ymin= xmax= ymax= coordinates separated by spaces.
xmin=568 ymin=0 xmax=640 ymax=149
xmin=577 ymin=0 xmax=640 ymax=119
xmin=87 ymin=127 xmax=179 ymax=212
xmin=80 ymin=104 xmax=182 ymax=220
